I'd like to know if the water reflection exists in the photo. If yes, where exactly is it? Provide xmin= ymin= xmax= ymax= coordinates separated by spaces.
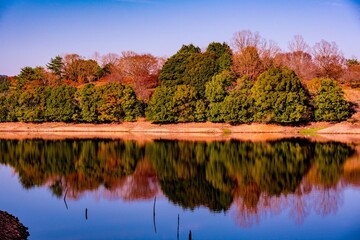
xmin=0 ymin=138 xmax=357 ymax=227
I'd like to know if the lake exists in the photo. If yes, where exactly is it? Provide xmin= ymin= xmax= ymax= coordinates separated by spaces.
xmin=0 ymin=137 xmax=359 ymax=239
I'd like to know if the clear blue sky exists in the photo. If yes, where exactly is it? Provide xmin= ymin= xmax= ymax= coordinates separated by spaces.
xmin=0 ymin=0 xmax=359 ymax=76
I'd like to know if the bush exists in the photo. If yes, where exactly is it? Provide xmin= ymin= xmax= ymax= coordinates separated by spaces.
xmin=252 ymin=68 xmax=311 ymax=124
xmin=314 ymin=79 xmax=350 ymax=122
xmin=222 ymin=77 xmax=255 ymax=123
xmin=146 ymin=86 xmax=176 ymax=123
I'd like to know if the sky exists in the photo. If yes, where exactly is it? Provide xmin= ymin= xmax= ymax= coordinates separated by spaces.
xmin=0 ymin=0 xmax=359 ymax=76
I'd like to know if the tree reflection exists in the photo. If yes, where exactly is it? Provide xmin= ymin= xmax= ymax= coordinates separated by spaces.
xmin=0 ymin=138 xmax=355 ymax=226
xmin=313 ymin=184 xmax=344 ymax=216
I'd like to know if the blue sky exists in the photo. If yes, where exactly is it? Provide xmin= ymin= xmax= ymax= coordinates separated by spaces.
xmin=0 ymin=0 xmax=359 ymax=75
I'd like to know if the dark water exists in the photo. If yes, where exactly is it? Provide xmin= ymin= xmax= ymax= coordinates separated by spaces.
xmin=0 ymin=138 xmax=359 ymax=239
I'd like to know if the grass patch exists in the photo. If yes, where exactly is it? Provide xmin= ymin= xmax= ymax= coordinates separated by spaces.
xmin=223 ymin=128 xmax=232 ymax=135
xmin=299 ymin=127 xmax=326 ymax=135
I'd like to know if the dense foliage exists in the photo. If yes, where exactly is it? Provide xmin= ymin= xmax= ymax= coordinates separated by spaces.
xmin=0 ymin=33 xmax=355 ymax=124
xmin=314 ymin=79 xmax=350 ymax=122
xmin=252 ymin=68 xmax=311 ymax=123
xmin=0 ymin=83 xmax=143 ymax=123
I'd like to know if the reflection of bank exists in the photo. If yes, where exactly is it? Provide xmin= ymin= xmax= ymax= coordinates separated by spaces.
xmin=343 ymin=145 xmax=360 ymax=188
xmin=0 ymin=138 xmax=357 ymax=228
xmin=0 ymin=210 xmax=30 ymax=239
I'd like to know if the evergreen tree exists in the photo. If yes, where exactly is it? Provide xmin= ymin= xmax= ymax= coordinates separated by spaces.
xmin=77 ymin=84 xmax=99 ymax=122
xmin=194 ymin=100 xmax=207 ymax=122
xmin=159 ymin=43 xmax=233 ymax=99
xmin=205 ymin=71 xmax=235 ymax=122
xmin=15 ymin=87 xmax=48 ymax=122
xmin=314 ymin=79 xmax=350 ymax=122
xmin=44 ymin=86 xmax=78 ymax=122
xmin=47 ymin=56 xmax=64 ymax=79
xmin=252 ymin=67 xmax=311 ymax=124
xmin=222 ymin=77 xmax=255 ymax=123
xmin=172 ymin=85 xmax=198 ymax=122
xmin=159 ymin=44 xmax=201 ymax=87
xmin=121 ymin=85 xmax=144 ymax=121
xmin=0 ymin=76 xmax=10 ymax=93
xmin=205 ymin=42 xmax=233 ymax=73
xmin=0 ymin=95 xmax=7 ymax=122
xmin=3 ymin=93 xmax=19 ymax=121
xmin=146 ymin=86 xmax=176 ymax=123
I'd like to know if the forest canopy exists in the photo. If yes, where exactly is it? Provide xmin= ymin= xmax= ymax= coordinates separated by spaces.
xmin=0 ymin=31 xmax=357 ymax=124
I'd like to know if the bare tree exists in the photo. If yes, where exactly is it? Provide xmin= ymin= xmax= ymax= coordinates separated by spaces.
xmin=312 ymin=40 xmax=346 ymax=80
xmin=116 ymin=52 xmax=163 ymax=101
xmin=232 ymin=30 xmax=266 ymax=55
xmin=101 ymin=53 xmax=120 ymax=67
xmin=273 ymin=35 xmax=316 ymax=81
xmin=231 ymin=30 xmax=280 ymax=79
xmin=233 ymin=46 xmax=263 ymax=79
xmin=288 ymin=35 xmax=310 ymax=53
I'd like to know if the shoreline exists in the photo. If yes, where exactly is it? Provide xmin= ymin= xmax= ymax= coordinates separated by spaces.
xmin=0 ymin=122 xmax=360 ymax=143
xmin=0 ymin=121 xmax=359 ymax=133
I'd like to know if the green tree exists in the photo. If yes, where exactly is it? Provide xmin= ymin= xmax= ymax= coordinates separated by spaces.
xmin=77 ymin=84 xmax=99 ymax=122
xmin=159 ymin=43 xmax=233 ymax=99
xmin=0 ymin=76 xmax=10 ymax=93
xmin=222 ymin=77 xmax=255 ymax=123
xmin=3 ymin=93 xmax=19 ymax=121
xmin=146 ymin=86 xmax=176 ymax=123
xmin=44 ymin=86 xmax=78 ymax=122
xmin=172 ymin=85 xmax=198 ymax=122
xmin=205 ymin=71 xmax=235 ymax=122
xmin=15 ymin=87 xmax=47 ymax=122
xmin=314 ymin=79 xmax=350 ymax=122
xmin=16 ymin=66 xmax=48 ymax=88
xmin=183 ymin=53 xmax=217 ymax=97
xmin=46 ymin=56 xmax=64 ymax=79
xmin=120 ymin=85 xmax=144 ymax=121
xmin=159 ymin=44 xmax=201 ymax=87
xmin=205 ymin=71 xmax=234 ymax=103
xmin=252 ymin=67 xmax=311 ymax=123
xmin=0 ymin=95 xmax=7 ymax=121
xmin=194 ymin=100 xmax=207 ymax=122
xmin=86 ymin=83 xmax=144 ymax=123
xmin=205 ymin=42 xmax=233 ymax=73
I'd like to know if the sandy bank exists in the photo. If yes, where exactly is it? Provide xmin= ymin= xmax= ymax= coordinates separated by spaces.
xmin=0 ymin=122 xmax=359 ymax=143
xmin=0 ymin=121 xmax=359 ymax=133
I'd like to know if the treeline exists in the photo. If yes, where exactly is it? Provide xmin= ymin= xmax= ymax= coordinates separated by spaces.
xmin=0 ymin=84 xmax=142 ymax=122
xmin=0 ymin=31 xmax=358 ymax=124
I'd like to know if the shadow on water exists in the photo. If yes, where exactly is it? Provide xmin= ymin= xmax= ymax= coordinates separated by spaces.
xmin=0 ymin=138 xmax=357 ymax=229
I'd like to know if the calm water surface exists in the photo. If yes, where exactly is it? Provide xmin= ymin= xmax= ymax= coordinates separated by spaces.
xmin=0 ymin=138 xmax=359 ymax=239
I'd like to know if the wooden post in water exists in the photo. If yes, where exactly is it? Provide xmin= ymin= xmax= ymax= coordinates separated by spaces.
xmin=153 ymin=197 xmax=157 ymax=233
xmin=177 ymin=214 xmax=180 ymax=240
xmin=63 ymin=189 xmax=68 ymax=210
